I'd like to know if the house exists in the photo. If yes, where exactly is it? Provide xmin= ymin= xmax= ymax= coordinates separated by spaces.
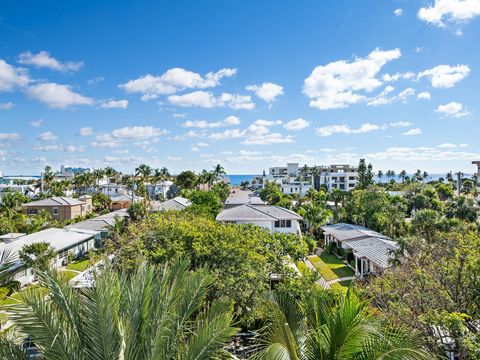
xmin=99 ymin=183 xmax=128 ymax=197
xmin=281 ymin=182 xmax=313 ymax=197
xmin=65 ymin=209 xmax=128 ymax=239
xmin=150 ymin=196 xmax=192 ymax=212
xmin=0 ymin=228 xmax=99 ymax=286
xmin=216 ymin=204 xmax=303 ymax=235
xmin=109 ymin=194 xmax=144 ymax=210
xmin=224 ymin=189 xmax=266 ymax=209
xmin=23 ymin=196 xmax=93 ymax=221
xmin=146 ymin=180 xmax=174 ymax=199
xmin=320 ymin=223 xmax=397 ymax=278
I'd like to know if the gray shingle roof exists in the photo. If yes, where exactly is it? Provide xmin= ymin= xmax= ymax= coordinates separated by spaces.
xmin=216 ymin=204 xmax=302 ymax=222
xmin=320 ymin=223 xmax=388 ymax=241
xmin=343 ymin=237 xmax=398 ymax=268
xmin=24 ymin=196 xmax=85 ymax=207
xmin=150 ymin=197 xmax=192 ymax=211
xmin=65 ymin=209 xmax=128 ymax=232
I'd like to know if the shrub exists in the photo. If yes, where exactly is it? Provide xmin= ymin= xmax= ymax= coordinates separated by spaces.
xmin=337 ymin=247 xmax=346 ymax=258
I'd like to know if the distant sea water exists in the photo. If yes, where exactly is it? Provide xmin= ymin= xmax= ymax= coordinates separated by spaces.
xmin=226 ymin=175 xmax=259 ymax=186
xmin=226 ymin=173 xmax=472 ymax=187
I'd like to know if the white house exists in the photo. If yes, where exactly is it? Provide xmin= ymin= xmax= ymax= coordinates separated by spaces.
xmin=216 ymin=204 xmax=303 ymax=235
xmin=314 ymin=165 xmax=358 ymax=191
xmin=146 ymin=180 xmax=174 ymax=199
xmin=0 ymin=228 xmax=99 ymax=286
xmin=321 ymin=223 xmax=397 ymax=278
xmin=224 ymin=189 xmax=265 ymax=209
xmin=281 ymin=182 xmax=313 ymax=197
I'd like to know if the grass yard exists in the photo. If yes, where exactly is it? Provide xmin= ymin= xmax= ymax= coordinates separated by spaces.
xmin=308 ymin=252 xmax=354 ymax=282
xmin=331 ymin=279 xmax=353 ymax=293
xmin=66 ymin=258 xmax=90 ymax=272
xmin=0 ymin=285 xmax=47 ymax=306
xmin=60 ymin=270 xmax=80 ymax=281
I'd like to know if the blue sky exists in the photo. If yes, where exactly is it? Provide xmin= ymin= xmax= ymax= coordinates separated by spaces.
xmin=1 ymin=0 xmax=479 ymax=175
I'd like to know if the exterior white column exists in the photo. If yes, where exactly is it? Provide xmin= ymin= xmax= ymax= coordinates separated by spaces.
xmin=355 ymin=256 xmax=358 ymax=276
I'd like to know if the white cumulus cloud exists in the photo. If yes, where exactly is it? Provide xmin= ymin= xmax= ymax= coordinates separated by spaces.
xmin=303 ymin=48 xmax=401 ymax=110
xmin=182 ymin=115 xmax=240 ymax=128
xmin=246 ymin=82 xmax=284 ymax=102
xmin=284 ymin=118 xmax=310 ymax=131
xmin=417 ymin=91 xmax=432 ymax=100
xmin=168 ymin=91 xmax=254 ymax=110
xmin=120 ymin=67 xmax=236 ymax=100
xmin=37 ymin=131 xmax=58 ymax=141
xmin=101 ymin=99 xmax=128 ymax=109
xmin=18 ymin=51 xmax=83 ymax=72
xmin=0 ymin=59 xmax=30 ymax=91
xmin=27 ymin=83 xmax=94 ymax=109
xmin=394 ymin=8 xmax=403 ymax=16
xmin=0 ymin=133 xmax=20 ymax=140
xmin=402 ymin=128 xmax=422 ymax=136
xmin=418 ymin=64 xmax=470 ymax=88
xmin=418 ymin=0 xmax=480 ymax=27
xmin=79 ymin=127 xmax=93 ymax=136
xmin=316 ymin=123 xmax=382 ymax=137
xmin=435 ymin=101 xmax=469 ymax=117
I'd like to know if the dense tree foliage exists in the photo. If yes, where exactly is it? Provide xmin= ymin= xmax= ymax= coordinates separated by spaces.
xmin=365 ymin=229 xmax=480 ymax=358
xmin=18 ymin=242 xmax=56 ymax=271
xmin=115 ymin=211 xmax=308 ymax=327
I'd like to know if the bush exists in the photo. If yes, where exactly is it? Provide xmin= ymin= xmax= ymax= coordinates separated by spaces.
xmin=337 ymin=247 xmax=346 ymax=258
xmin=326 ymin=242 xmax=337 ymax=254
xmin=304 ymin=235 xmax=317 ymax=254
xmin=5 ymin=280 xmax=21 ymax=295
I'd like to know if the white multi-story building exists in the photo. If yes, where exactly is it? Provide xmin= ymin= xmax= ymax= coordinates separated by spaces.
xmin=257 ymin=163 xmax=358 ymax=194
xmin=314 ymin=164 xmax=358 ymax=191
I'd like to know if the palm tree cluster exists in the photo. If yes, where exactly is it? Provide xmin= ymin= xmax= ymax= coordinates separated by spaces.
xmin=1 ymin=259 xmax=238 ymax=359
xmin=256 ymin=289 xmax=430 ymax=359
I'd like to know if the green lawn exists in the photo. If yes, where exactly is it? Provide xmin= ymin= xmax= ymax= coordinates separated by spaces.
xmin=66 ymin=258 xmax=91 ymax=272
xmin=0 ymin=285 xmax=47 ymax=306
xmin=331 ymin=279 xmax=353 ymax=293
xmin=60 ymin=270 xmax=79 ymax=281
xmin=308 ymin=252 xmax=355 ymax=281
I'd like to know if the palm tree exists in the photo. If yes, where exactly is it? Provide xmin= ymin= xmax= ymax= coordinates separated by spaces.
xmin=1 ymin=259 xmax=238 ymax=359
xmin=377 ymin=170 xmax=384 ymax=184
xmin=212 ymin=164 xmax=226 ymax=180
xmin=386 ymin=170 xmax=395 ymax=181
xmin=255 ymin=289 xmax=430 ymax=360
xmin=329 ymin=188 xmax=345 ymax=222
xmin=399 ymin=170 xmax=407 ymax=183
xmin=299 ymin=202 xmax=332 ymax=236
xmin=422 ymin=171 xmax=429 ymax=183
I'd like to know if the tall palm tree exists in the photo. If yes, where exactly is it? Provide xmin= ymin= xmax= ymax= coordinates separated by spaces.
xmin=212 ymin=164 xmax=226 ymax=180
xmin=399 ymin=170 xmax=407 ymax=183
xmin=1 ymin=259 xmax=238 ymax=359
xmin=299 ymin=203 xmax=332 ymax=236
xmin=377 ymin=170 xmax=384 ymax=184
xmin=255 ymin=289 xmax=430 ymax=360
xmin=329 ymin=188 xmax=345 ymax=222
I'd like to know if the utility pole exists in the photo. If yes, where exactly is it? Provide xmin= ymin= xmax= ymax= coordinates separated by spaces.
xmin=40 ymin=172 xmax=44 ymax=194
xmin=131 ymin=172 xmax=135 ymax=203
xmin=456 ymin=171 xmax=463 ymax=196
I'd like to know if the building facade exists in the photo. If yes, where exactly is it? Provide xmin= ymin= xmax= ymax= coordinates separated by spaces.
xmin=23 ymin=196 xmax=93 ymax=221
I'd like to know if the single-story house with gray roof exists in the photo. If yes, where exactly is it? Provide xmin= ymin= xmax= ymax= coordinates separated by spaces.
xmin=321 ymin=223 xmax=397 ymax=278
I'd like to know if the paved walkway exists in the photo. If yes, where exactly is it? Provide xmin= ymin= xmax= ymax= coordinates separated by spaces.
xmin=304 ymin=257 xmax=329 ymax=288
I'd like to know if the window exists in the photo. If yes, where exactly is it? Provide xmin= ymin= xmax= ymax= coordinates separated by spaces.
xmin=274 ymin=220 xmax=292 ymax=228
xmin=349 ymin=176 xmax=356 ymax=180
xmin=339 ymin=177 xmax=345 ymax=181
xmin=53 ymin=207 xmax=59 ymax=216
xmin=349 ymin=183 xmax=355 ymax=187
xmin=27 ymin=208 xmax=38 ymax=215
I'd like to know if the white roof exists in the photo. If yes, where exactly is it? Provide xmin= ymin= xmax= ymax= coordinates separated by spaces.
xmin=320 ymin=223 xmax=388 ymax=241
xmin=0 ymin=228 xmax=97 ymax=270
xmin=216 ymin=204 xmax=302 ymax=222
